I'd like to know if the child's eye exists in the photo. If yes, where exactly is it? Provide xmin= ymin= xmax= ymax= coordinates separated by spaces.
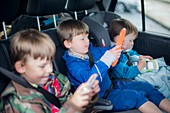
xmin=39 ymin=65 xmax=45 ymax=68
xmin=80 ymin=37 xmax=85 ymax=40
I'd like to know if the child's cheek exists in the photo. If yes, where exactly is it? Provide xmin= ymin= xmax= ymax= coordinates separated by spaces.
xmin=122 ymin=44 xmax=127 ymax=50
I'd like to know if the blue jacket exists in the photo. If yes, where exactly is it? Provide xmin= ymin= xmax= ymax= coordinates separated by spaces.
xmin=110 ymin=49 xmax=140 ymax=79
xmin=63 ymin=44 xmax=112 ymax=97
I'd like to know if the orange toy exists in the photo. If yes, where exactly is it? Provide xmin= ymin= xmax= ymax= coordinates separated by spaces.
xmin=112 ymin=28 xmax=126 ymax=67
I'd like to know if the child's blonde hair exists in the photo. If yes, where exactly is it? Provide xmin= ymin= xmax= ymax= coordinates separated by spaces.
xmin=57 ymin=19 xmax=89 ymax=48
xmin=109 ymin=18 xmax=138 ymax=42
xmin=10 ymin=29 xmax=56 ymax=67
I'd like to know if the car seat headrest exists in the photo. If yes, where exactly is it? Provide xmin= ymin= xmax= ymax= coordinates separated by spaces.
xmin=26 ymin=0 xmax=67 ymax=16
xmin=0 ymin=0 xmax=20 ymax=22
xmin=82 ymin=16 xmax=111 ymax=47
xmin=89 ymin=11 xmax=121 ymax=29
xmin=66 ymin=0 xmax=96 ymax=11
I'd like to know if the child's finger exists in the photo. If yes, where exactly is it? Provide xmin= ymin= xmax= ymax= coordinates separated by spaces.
xmin=112 ymin=45 xmax=121 ymax=50
xmin=75 ymin=83 xmax=87 ymax=93
xmin=86 ymin=73 xmax=98 ymax=84
xmin=92 ymin=80 xmax=99 ymax=88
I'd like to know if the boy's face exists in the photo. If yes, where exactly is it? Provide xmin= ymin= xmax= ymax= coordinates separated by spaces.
xmin=17 ymin=56 xmax=53 ymax=85
xmin=122 ymin=33 xmax=137 ymax=51
xmin=67 ymin=33 xmax=90 ymax=55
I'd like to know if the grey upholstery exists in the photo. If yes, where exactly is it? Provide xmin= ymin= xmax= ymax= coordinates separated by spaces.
xmin=89 ymin=11 xmax=120 ymax=28
xmin=82 ymin=16 xmax=111 ymax=47
xmin=82 ymin=11 xmax=120 ymax=47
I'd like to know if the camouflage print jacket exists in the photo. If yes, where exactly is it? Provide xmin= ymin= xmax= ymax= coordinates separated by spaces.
xmin=0 ymin=72 xmax=86 ymax=113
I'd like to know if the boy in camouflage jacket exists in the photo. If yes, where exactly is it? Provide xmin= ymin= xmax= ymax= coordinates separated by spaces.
xmin=0 ymin=29 xmax=99 ymax=113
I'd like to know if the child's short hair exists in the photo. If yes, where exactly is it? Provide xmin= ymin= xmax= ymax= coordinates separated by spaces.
xmin=10 ymin=29 xmax=56 ymax=66
xmin=109 ymin=18 xmax=138 ymax=42
xmin=57 ymin=19 xmax=89 ymax=48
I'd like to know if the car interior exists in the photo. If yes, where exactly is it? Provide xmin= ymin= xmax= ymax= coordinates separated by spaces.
xmin=1 ymin=0 xmax=170 ymax=113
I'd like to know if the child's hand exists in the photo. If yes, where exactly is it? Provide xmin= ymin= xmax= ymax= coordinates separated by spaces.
xmin=109 ymin=45 xmax=122 ymax=59
xmin=140 ymin=55 xmax=153 ymax=60
xmin=87 ymin=74 xmax=100 ymax=98
xmin=71 ymin=83 xmax=91 ymax=108
xmin=137 ymin=59 xmax=146 ymax=71
xmin=70 ymin=74 xmax=100 ymax=108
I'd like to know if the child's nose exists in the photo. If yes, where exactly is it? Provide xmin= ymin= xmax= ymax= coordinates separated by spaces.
xmin=85 ymin=37 xmax=89 ymax=43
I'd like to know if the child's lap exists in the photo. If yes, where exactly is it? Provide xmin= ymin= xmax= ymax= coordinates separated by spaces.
xmin=106 ymin=87 xmax=147 ymax=111
xmin=105 ymin=80 xmax=165 ymax=111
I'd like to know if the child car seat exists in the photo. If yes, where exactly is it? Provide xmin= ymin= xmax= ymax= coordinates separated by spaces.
xmin=0 ymin=0 xmax=20 ymax=94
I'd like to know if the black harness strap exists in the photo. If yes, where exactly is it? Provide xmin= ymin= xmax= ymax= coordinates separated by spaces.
xmin=87 ymin=51 xmax=94 ymax=68
xmin=123 ymin=51 xmax=133 ymax=66
xmin=0 ymin=43 xmax=13 ymax=70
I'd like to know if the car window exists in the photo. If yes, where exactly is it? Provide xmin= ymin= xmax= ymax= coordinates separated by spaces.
xmin=115 ymin=0 xmax=170 ymax=35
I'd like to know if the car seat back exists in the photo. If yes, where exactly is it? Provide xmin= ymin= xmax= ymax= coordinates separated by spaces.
xmin=66 ymin=0 xmax=96 ymax=20
xmin=82 ymin=16 xmax=111 ymax=47
xmin=26 ymin=0 xmax=68 ymax=73
xmin=89 ymin=11 xmax=120 ymax=29
xmin=82 ymin=12 xmax=120 ymax=47
xmin=0 ymin=39 xmax=13 ymax=95
xmin=0 ymin=0 xmax=20 ymax=95
xmin=43 ymin=29 xmax=67 ymax=75
xmin=26 ymin=0 xmax=67 ymax=31
xmin=27 ymin=0 xmax=66 ymax=16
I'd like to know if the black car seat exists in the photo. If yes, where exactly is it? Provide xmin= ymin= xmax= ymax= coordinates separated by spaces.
xmin=0 ymin=39 xmax=12 ymax=95
xmin=26 ymin=0 xmax=67 ymax=31
xmin=0 ymin=0 xmax=20 ymax=39
xmin=0 ymin=0 xmax=20 ymax=95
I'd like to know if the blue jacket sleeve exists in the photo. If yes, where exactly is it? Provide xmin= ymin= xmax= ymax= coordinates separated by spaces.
xmin=111 ymin=62 xmax=140 ymax=79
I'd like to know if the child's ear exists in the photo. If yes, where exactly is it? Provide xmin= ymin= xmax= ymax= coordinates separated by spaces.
xmin=63 ymin=40 xmax=71 ymax=49
xmin=15 ymin=61 xmax=25 ymax=74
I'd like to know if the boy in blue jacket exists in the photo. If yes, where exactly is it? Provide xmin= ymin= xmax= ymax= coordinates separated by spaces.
xmin=109 ymin=18 xmax=153 ymax=79
xmin=57 ymin=19 xmax=170 ymax=112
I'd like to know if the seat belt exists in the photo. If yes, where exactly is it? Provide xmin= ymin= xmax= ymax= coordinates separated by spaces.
xmin=123 ymin=51 xmax=133 ymax=66
xmin=87 ymin=51 xmax=94 ymax=68
xmin=0 ymin=67 xmax=61 ymax=108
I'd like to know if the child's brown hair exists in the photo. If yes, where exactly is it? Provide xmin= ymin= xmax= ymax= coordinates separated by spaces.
xmin=109 ymin=18 xmax=138 ymax=42
xmin=10 ymin=29 xmax=56 ymax=69
xmin=57 ymin=19 xmax=89 ymax=48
